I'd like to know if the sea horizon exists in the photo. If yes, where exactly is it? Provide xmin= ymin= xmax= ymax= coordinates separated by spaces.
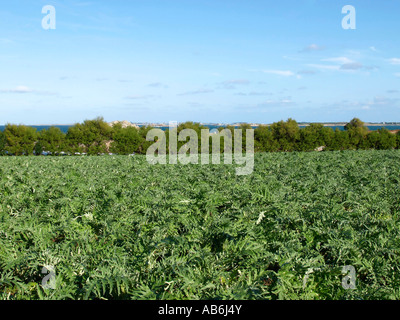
xmin=2 ymin=122 xmax=400 ymax=133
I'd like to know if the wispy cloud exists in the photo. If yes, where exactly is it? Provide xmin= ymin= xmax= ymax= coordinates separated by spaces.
xmin=0 ymin=86 xmax=58 ymax=96
xmin=340 ymin=62 xmax=364 ymax=70
xmin=364 ymin=96 xmax=399 ymax=108
xmin=389 ymin=58 xmax=400 ymax=65
xmin=262 ymin=70 xmax=295 ymax=77
xmin=218 ymin=79 xmax=250 ymax=90
xmin=260 ymin=97 xmax=295 ymax=107
xmin=0 ymin=86 xmax=33 ymax=94
xmin=300 ymin=44 xmax=325 ymax=53
xmin=235 ymin=91 xmax=272 ymax=96
xmin=336 ymin=96 xmax=399 ymax=111
xmin=147 ymin=82 xmax=169 ymax=88
xmin=297 ymin=70 xmax=317 ymax=75
xmin=178 ymin=89 xmax=213 ymax=96
xmin=221 ymin=79 xmax=250 ymax=85
xmin=125 ymin=95 xmax=158 ymax=100
xmin=307 ymin=64 xmax=340 ymax=71
xmin=308 ymin=56 xmax=367 ymax=72
xmin=322 ymin=57 xmax=353 ymax=64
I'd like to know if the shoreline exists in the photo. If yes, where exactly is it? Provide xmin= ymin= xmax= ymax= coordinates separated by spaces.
xmin=1 ymin=122 xmax=400 ymax=127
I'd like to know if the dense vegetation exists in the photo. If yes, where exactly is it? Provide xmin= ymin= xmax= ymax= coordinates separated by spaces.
xmin=0 ymin=151 xmax=399 ymax=300
xmin=0 ymin=117 xmax=399 ymax=156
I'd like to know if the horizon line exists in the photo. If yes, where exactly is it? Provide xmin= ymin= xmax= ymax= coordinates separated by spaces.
xmin=1 ymin=121 xmax=400 ymax=127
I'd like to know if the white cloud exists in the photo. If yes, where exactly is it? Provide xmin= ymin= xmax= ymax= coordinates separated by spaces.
xmin=147 ymin=82 xmax=169 ymax=88
xmin=217 ymin=79 xmax=251 ymax=90
xmin=221 ymin=79 xmax=250 ymax=85
xmin=261 ymin=97 xmax=295 ymax=107
xmin=322 ymin=57 xmax=353 ymax=64
xmin=389 ymin=58 xmax=400 ymax=65
xmin=307 ymin=64 xmax=340 ymax=71
xmin=300 ymin=44 xmax=325 ymax=52
xmin=235 ymin=91 xmax=272 ymax=96
xmin=178 ymin=89 xmax=213 ymax=96
xmin=297 ymin=70 xmax=317 ymax=75
xmin=308 ymin=56 xmax=365 ymax=72
xmin=326 ymin=95 xmax=399 ymax=112
xmin=0 ymin=86 xmax=33 ymax=93
xmin=262 ymin=70 xmax=295 ymax=77
xmin=125 ymin=95 xmax=158 ymax=100
xmin=340 ymin=62 xmax=364 ymax=70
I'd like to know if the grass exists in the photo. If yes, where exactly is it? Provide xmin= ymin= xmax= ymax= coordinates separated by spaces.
xmin=0 ymin=150 xmax=399 ymax=300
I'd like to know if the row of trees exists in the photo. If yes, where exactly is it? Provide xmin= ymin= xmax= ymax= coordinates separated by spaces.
xmin=254 ymin=118 xmax=399 ymax=152
xmin=0 ymin=117 xmax=399 ymax=156
xmin=0 ymin=118 xmax=154 ymax=156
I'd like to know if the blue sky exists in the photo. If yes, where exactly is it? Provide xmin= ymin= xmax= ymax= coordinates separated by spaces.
xmin=1 ymin=0 xmax=400 ymax=125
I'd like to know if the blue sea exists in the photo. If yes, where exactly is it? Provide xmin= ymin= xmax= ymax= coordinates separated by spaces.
xmin=1 ymin=124 xmax=400 ymax=133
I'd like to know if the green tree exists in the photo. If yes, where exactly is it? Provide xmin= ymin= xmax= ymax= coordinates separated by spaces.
xmin=344 ymin=118 xmax=368 ymax=131
xmin=110 ymin=125 xmax=142 ymax=154
xmin=38 ymin=127 xmax=66 ymax=154
xmin=138 ymin=125 xmax=155 ymax=154
xmin=296 ymin=123 xmax=328 ymax=151
xmin=4 ymin=124 xmax=38 ymax=155
xmin=396 ymin=131 xmax=400 ymax=149
xmin=375 ymin=128 xmax=397 ymax=150
xmin=344 ymin=118 xmax=369 ymax=149
xmin=254 ymin=125 xmax=278 ymax=152
xmin=178 ymin=122 xmax=207 ymax=153
xmin=66 ymin=117 xmax=112 ymax=154
xmin=0 ymin=130 xmax=5 ymax=155
xmin=270 ymin=118 xmax=300 ymax=151
xmin=164 ymin=122 xmax=207 ymax=154
xmin=365 ymin=131 xmax=380 ymax=149
xmin=34 ymin=141 xmax=44 ymax=155
xmin=326 ymin=129 xmax=350 ymax=151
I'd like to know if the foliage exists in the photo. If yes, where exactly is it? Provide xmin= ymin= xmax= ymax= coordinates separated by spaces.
xmin=1 ymin=118 xmax=400 ymax=156
xmin=0 ymin=131 xmax=5 ymax=156
xmin=38 ymin=127 xmax=66 ymax=154
xmin=4 ymin=124 xmax=38 ymax=156
xmin=0 ymin=151 xmax=399 ymax=300
xmin=34 ymin=141 xmax=44 ymax=156
xmin=270 ymin=118 xmax=300 ymax=151
xmin=254 ymin=126 xmax=277 ymax=152
xmin=366 ymin=128 xmax=397 ymax=150
xmin=110 ymin=125 xmax=142 ymax=155
xmin=296 ymin=124 xmax=333 ymax=152
xmin=65 ymin=117 xmax=112 ymax=155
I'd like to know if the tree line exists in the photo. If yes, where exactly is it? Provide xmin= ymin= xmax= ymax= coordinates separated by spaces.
xmin=0 ymin=117 xmax=399 ymax=156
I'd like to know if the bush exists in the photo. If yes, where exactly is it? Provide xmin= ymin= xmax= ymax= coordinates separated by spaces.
xmin=4 ymin=124 xmax=38 ymax=155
